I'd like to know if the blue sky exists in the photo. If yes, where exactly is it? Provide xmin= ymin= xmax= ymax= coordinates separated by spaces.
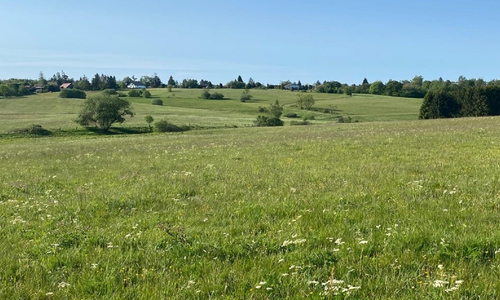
xmin=1 ymin=0 xmax=500 ymax=85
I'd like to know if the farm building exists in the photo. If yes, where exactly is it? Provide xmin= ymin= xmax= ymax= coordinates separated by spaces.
xmin=284 ymin=83 xmax=300 ymax=90
xmin=127 ymin=82 xmax=147 ymax=89
xmin=60 ymin=83 xmax=73 ymax=89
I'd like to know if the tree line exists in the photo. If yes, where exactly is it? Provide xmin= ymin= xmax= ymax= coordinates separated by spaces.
xmin=419 ymin=83 xmax=500 ymax=119
xmin=1 ymin=70 xmax=500 ymax=105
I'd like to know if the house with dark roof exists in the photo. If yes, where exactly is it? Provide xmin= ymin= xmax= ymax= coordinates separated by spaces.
xmin=284 ymin=83 xmax=300 ymax=91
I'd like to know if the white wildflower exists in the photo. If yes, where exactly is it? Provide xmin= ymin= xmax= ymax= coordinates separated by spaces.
xmin=432 ymin=280 xmax=448 ymax=287
xmin=57 ymin=282 xmax=70 ymax=288
xmin=445 ymin=286 xmax=459 ymax=292
xmin=289 ymin=265 xmax=302 ymax=270
xmin=359 ymin=240 xmax=368 ymax=244
xmin=281 ymin=239 xmax=306 ymax=247
xmin=322 ymin=279 xmax=344 ymax=285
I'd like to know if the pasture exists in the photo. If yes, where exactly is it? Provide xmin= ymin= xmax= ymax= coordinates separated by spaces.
xmin=0 ymin=88 xmax=422 ymax=134
xmin=1 ymin=105 xmax=500 ymax=298
xmin=1 ymin=89 xmax=499 ymax=298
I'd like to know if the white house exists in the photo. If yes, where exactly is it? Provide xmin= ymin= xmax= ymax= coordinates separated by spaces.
xmin=284 ymin=83 xmax=301 ymax=91
xmin=127 ymin=82 xmax=147 ymax=89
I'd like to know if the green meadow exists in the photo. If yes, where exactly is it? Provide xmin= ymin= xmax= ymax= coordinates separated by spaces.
xmin=0 ymin=88 xmax=422 ymax=133
xmin=1 ymin=89 xmax=500 ymax=299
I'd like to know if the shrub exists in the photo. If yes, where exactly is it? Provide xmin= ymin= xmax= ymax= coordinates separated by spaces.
xmin=128 ymin=90 xmax=142 ymax=97
xmin=290 ymin=120 xmax=310 ymax=126
xmin=240 ymin=89 xmax=253 ymax=102
xmin=258 ymin=106 xmax=268 ymax=113
xmin=269 ymin=100 xmax=283 ymax=118
xmin=28 ymin=124 xmax=51 ymax=135
xmin=284 ymin=113 xmax=298 ymax=118
xmin=337 ymin=116 xmax=352 ymax=123
xmin=143 ymin=90 xmax=152 ymax=98
xmin=155 ymin=120 xmax=190 ymax=132
xmin=201 ymin=89 xmax=224 ymax=100
xmin=151 ymin=99 xmax=163 ymax=106
xmin=47 ymin=84 xmax=60 ymax=92
xmin=302 ymin=113 xmax=315 ymax=121
xmin=9 ymin=124 xmax=52 ymax=135
xmin=209 ymin=92 xmax=224 ymax=100
xmin=102 ymin=89 xmax=117 ymax=95
xmin=200 ymin=89 xmax=211 ymax=99
xmin=240 ymin=94 xmax=252 ymax=102
xmin=59 ymin=89 xmax=86 ymax=99
xmin=254 ymin=116 xmax=284 ymax=127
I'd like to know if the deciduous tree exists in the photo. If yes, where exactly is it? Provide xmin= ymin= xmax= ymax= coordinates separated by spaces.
xmin=297 ymin=93 xmax=315 ymax=110
xmin=369 ymin=81 xmax=385 ymax=95
xmin=75 ymin=95 xmax=134 ymax=131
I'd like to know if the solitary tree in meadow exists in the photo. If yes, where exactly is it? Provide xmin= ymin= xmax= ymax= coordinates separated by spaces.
xmin=145 ymin=115 xmax=154 ymax=131
xmin=75 ymin=95 xmax=134 ymax=131
xmin=297 ymin=93 xmax=315 ymax=110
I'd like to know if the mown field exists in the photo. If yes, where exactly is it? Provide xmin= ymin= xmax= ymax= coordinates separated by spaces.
xmin=1 ymin=109 xmax=500 ymax=298
xmin=0 ymin=88 xmax=422 ymax=134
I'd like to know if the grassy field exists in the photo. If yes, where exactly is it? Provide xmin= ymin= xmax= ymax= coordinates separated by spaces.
xmin=1 ymin=113 xmax=500 ymax=298
xmin=0 ymin=88 xmax=423 ymax=133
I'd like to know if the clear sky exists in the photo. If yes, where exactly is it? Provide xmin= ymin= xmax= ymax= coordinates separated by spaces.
xmin=1 ymin=0 xmax=500 ymax=85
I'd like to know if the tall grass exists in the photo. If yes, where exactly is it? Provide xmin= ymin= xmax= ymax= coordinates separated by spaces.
xmin=1 ymin=117 xmax=500 ymax=298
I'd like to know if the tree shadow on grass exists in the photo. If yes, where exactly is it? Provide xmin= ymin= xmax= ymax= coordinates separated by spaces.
xmin=84 ymin=127 xmax=150 ymax=135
